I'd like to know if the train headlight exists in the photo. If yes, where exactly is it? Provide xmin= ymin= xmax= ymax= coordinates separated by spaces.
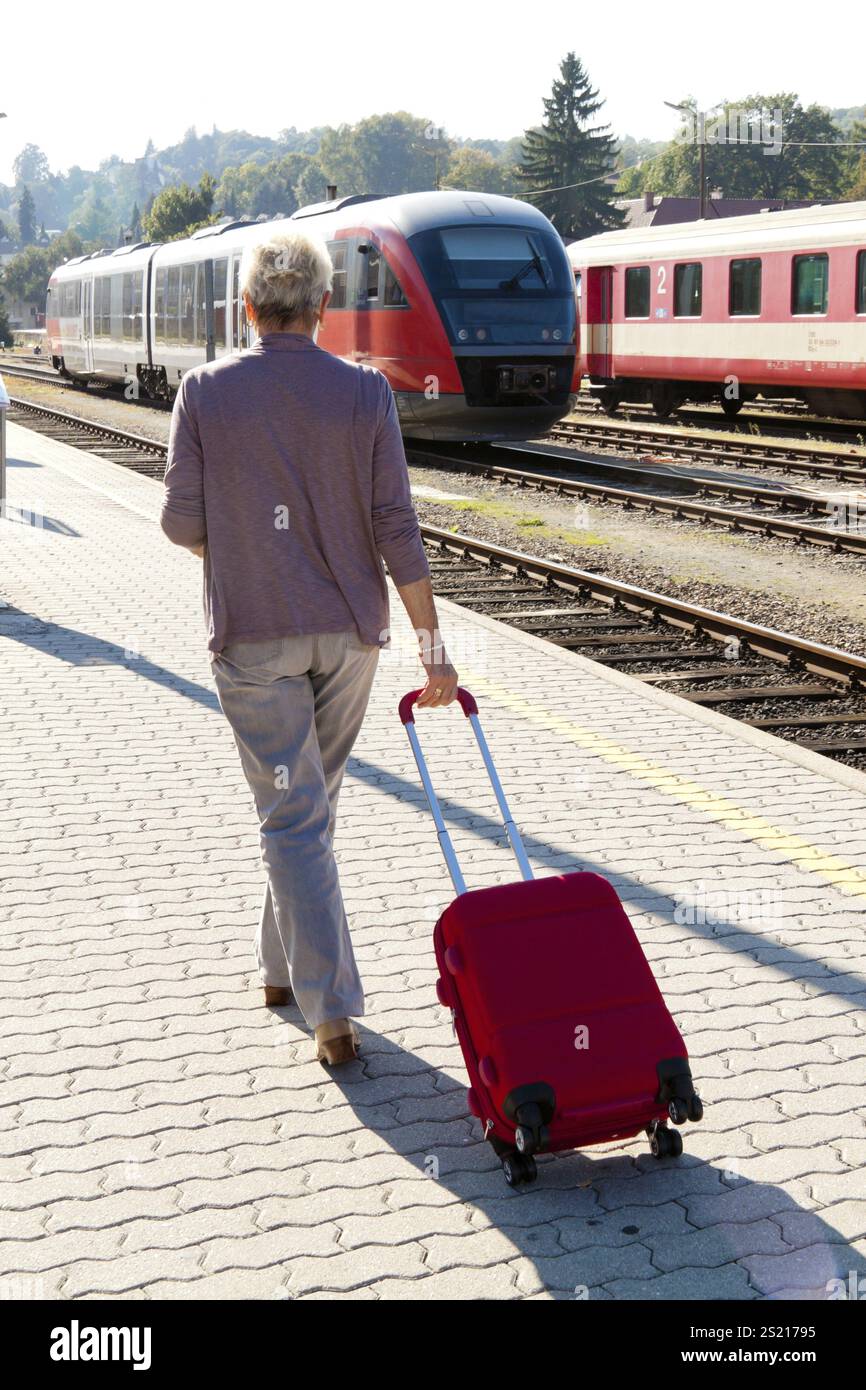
xmin=553 ymin=329 xmax=563 ymax=341
xmin=458 ymin=329 xmax=469 ymax=341
xmin=475 ymin=328 xmax=487 ymax=341
xmin=541 ymin=329 xmax=550 ymax=341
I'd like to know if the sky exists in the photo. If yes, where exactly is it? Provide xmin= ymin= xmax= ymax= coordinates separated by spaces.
xmin=1 ymin=0 xmax=861 ymax=184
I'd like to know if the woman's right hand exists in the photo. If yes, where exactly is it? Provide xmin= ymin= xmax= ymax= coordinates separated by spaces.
xmin=416 ymin=658 xmax=459 ymax=709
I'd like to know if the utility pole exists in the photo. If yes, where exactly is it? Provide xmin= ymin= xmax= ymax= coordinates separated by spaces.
xmin=665 ymin=100 xmax=710 ymax=220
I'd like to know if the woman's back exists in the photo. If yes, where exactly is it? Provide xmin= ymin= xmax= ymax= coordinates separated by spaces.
xmin=163 ymin=331 xmax=426 ymax=653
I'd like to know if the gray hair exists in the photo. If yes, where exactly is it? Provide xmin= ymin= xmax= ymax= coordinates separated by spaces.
xmin=241 ymin=230 xmax=333 ymax=328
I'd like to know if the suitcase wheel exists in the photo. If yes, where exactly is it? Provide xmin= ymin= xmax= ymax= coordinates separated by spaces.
xmin=647 ymin=1121 xmax=683 ymax=1159
xmin=466 ymin=1087 xmax=482 ymax=1118
xmin=435 ymin=977 xmax=449 ymax=1007
xmin=668 ymin=1093 xmax=704 ymax=1125
xmin=501 ymin=1152 xmax=538 ymax=1188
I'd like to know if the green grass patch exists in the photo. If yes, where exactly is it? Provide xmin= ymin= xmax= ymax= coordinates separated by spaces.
xmin=426 ymin=496 xmax=608 ymax=547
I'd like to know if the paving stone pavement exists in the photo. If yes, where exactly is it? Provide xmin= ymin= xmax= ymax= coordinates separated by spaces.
xmin=0 ymin=419 xmax=865 ymax=1302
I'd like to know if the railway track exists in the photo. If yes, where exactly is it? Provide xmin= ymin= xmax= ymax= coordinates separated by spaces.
xmin=7 ymin=395 xmax=866 ymax=765
xmin=5 ymin=397 xmax=168 ymax=477
xmin=422 ymin=527 xmax=866 ymax=765
xmin=574 ymin=394 xmax=866 ymax=447
xmin=0 ymin=361 xmax=72 ymax=388
xmin=552 ymin=417 xmax=866 ymax=486
xmin=407 ymin=443 xmax=866 ymax=556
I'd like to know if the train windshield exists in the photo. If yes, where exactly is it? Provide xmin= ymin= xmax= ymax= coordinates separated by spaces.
xmin=408 ymin=224 xmax=575 ymax=346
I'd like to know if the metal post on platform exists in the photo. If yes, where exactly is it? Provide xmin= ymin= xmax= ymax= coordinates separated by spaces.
xmin=0 ymin=371 xmax=9 ymax=519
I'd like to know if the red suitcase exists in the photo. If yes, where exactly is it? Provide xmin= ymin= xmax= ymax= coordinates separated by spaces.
xmin=400 ymin=686 xmax=703 ymax=1187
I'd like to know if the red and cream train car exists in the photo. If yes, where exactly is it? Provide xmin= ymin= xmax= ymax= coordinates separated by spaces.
xmin=568 ymin=201 xmax=866 ymax=419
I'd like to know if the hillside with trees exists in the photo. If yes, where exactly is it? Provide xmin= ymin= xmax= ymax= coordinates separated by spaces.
xmin=1 ymin=68 xmax=864 ymax=322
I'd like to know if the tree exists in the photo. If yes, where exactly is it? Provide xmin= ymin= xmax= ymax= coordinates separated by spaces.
xmin=518 ymin=53 xmax=624 ymax=237
xmin=445 ymin=146 xmax=513 ymax=194
xmin=142 ymin=174 xmax=215 ymax=241
xmin=0 ymin=295 xmax=10 ymax=346
xmin=69 ymin=184 xmax=115 ymax=242
xmin=1 ymin=231 xmax=83 ymax=306
xmin=844 ymin=118 xmax=866 ymax=199
xmin=13 ymin=144 xmax=51 ymax=186
xmin=624 ymin=94 xmax=847 ymax=202
xmin=18 ymin=186 xmax=37 ymax=244
xmin=293 ymin=160 xmax=327 ymax=208
xmin=318 ymin=113 xmax=451 ymax=196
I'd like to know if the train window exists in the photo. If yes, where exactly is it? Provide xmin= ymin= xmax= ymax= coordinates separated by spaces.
xmin=624 ymin=266 xmax=650 ymax=317
xmin=729 ymin=258 xmax=762 ymax=316
xmin=365 ymin=248 xmax=380 ymax=302
xmin=122 ymin=273 xmax=137 ymax=339
xmin=167 ymin=266 xmax=181 ymax=344
xmin=231 ymin=257 xmax=240 ymax=350
xmin=674 ymin=263 xmax=702 ymax=317
xmin=792 ymin=254 xmax=828 ymax=314
xmin=438 ymin=226 xmax=554 ymax=289
xmin=195 ymin=263 xmax=207 ymax=343
xmin=382 ymin=260 xmax=408 ymax=307
xmin=94 ymin=277 xmax=109 ymax=338
xmin=110 ymin=275 xmax=124 ymax=340
xmin=154 ymin=269 xmax=166 ymax=345
xmin=328 ymin=241 xmax=348 ymax=308
xmin=101 ymin=277 xmax=113 ymax=337
xmin=180 ymin=265 xmax=196 ymax=345
xmin=856 ymin=251 xmax=866 ymax=314
xmin=59 ymin=281 xmax=81 ymax=317
xmin=213 ymin=258 xmax=227 ymax=349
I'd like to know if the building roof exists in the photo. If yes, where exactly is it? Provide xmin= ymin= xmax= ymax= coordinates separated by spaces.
xmin=615 ymin=194 xmax=816 ymax=229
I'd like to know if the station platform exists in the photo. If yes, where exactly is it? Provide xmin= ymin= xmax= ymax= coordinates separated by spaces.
xmin=1 ymin=419 xmax=865 ymax=1302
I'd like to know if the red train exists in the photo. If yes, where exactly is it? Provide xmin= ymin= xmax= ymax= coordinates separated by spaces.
xmin=46 ymin=191 xmax=579 ymax=441
xmin=568 ymin=201 xmax=866 ymax=419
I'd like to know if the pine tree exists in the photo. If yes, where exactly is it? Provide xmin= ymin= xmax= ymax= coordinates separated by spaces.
xmin=518 ymin=53 xmax=624 ymax=238
xmin=18 ymin=185 xmax=37 ymax=244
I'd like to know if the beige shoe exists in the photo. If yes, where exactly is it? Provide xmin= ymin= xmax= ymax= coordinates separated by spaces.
xmin=315 ymin=1018 xmax=360 ymax=1066
xmin=263 ymin=985 xmax=292 ymax=1007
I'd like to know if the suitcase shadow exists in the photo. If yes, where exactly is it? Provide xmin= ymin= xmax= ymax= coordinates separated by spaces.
xmin=323 ymin=1025 xmax=866 ymax=1301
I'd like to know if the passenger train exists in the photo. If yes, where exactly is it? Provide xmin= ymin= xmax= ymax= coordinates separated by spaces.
xmin=45 ymin=191 xmax=579 ymax=441
xmin=568 ymin=201 xmax=866 ymax=419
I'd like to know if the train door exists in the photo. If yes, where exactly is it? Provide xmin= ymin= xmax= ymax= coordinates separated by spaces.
xmin=584 ymin=265 xmax=614 ymax=379
xmin=354 ymin=240 xmax=380 ymax=363
xmin=230 ymin=252 xmax=250 ymax=353
xmin=81 ymin=276 xmax=93 ymax=373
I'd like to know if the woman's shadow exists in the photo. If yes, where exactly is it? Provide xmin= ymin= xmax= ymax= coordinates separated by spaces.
xmin=301 ymin=1018 xmax=864 ymax=1301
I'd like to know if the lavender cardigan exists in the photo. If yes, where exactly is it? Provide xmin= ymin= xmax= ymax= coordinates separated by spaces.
xmin=161 ymin=333 xmax=430 ymax=653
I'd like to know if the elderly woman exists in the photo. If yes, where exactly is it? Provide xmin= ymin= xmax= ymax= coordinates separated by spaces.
xmin=161 ymin=230 xmax=458 ymax=1065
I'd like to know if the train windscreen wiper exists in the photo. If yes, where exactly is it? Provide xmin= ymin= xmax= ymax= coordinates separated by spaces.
xmin=500 ymin=240 xmax=548 ymax=291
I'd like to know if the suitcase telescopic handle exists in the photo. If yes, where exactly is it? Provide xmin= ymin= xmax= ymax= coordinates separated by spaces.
xmin=399 ymin=686 xmax=534 ymax=895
